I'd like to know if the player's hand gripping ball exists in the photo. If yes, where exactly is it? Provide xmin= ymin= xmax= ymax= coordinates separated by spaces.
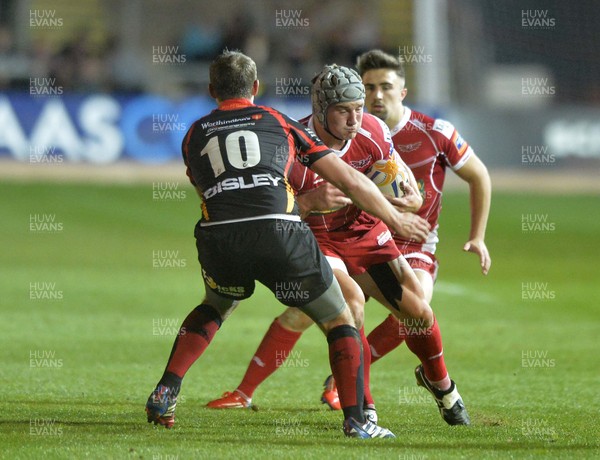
xmin=366 ymin=155 xmax=410 ymax=198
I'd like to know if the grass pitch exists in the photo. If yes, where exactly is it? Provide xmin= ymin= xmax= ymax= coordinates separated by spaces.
xmin=0 ymin=179 xmax=598 ymax=459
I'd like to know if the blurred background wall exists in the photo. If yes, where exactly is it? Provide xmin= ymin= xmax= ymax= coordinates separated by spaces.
xmin=0 ymin=0 xmax=599 ymax=169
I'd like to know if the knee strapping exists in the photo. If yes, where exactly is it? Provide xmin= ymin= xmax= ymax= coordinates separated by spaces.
xmin=366 ymin=263 xmax=403 ymax=309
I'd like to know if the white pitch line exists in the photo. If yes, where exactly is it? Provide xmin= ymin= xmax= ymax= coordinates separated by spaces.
xmin=434 ymin=280 xmax=496 ymax=304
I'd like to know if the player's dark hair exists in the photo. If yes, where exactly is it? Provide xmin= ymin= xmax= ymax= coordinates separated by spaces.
xmin=209 ymin=50 xmax=257 ymax=100
xmin=356 ymin=49 xmax=405 ymax=79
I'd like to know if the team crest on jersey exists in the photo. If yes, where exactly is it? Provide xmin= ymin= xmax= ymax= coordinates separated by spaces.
xmin=349 ymin=158 xmax=371 ymax=169
xmin=251 ymin=114 xmax=262 ymax=120
xmin=397 ymin=142 xmax=422 ymax=153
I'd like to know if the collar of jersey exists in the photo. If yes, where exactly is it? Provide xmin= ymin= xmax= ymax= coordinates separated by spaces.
xmin=218 ymin=98 xmax=255 ymax=110
xmin=391 ymin=106 xmax=412 ymax=136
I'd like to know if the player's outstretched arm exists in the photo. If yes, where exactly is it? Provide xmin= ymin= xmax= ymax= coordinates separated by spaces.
xmin=310 ymin=154 xmax=405 ymax=234
xmin=454 ymin=154 xmax=492 ymax=275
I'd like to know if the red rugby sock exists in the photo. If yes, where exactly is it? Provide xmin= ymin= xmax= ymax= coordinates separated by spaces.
xmin=237 ymin=319 xmax=302 ymax=398
xmin=404 ymin=316 xmax=448 ymax=383
xmin=359 ymin=326 xmax=375 ymax=407
xmin=165 ymin=305 xmax=222 ymax=378
xmin=367 ymin=314 xmax=405 ymax=364
xmin=328 ymin=325 xmax=364 ymax=422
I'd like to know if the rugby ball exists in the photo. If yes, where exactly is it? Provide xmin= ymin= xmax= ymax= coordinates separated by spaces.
xmin=366 ymin=157 xmax=410 ymax=198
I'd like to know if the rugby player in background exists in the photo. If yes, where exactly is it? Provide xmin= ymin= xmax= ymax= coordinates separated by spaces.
xmin=353 ymin=49 xmax=492 ymax=425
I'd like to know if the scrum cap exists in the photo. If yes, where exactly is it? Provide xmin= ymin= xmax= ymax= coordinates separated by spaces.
xmin=311 ymin=64 xmax=365 ymax=128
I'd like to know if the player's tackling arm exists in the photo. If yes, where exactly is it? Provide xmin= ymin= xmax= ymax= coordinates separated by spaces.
xmin=310 ymin=153 xmax=405 ymax=234
xmin=454 ymin=154 xmax=492 ymax=275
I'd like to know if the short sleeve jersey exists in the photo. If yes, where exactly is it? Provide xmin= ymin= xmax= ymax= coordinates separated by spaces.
xmin=182 ymin=99 xmax=331 ymax=225
xmin=391 ymin=107 xmax=473 ymax=253
xmin=289 ymin=113 xmax=394 ymax=232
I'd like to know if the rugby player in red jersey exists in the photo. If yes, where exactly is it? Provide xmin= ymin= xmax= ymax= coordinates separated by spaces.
xmin=354 ymin=49 xmax=492 ymax=423
xmin=207 ymin=64 xmax=471 ymax=425
xmin=145 ymin=51 xmax=412 ymax=438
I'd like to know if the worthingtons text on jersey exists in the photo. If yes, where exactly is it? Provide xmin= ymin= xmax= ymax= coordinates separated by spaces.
xmin=201 ymin=117 xmax=252 ymax=130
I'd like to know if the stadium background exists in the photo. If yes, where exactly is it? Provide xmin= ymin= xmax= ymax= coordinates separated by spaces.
xmin=2 ymin=0 xmax=600 ymax=170
xmin=1 ymin=0 xmax=598 ymax=458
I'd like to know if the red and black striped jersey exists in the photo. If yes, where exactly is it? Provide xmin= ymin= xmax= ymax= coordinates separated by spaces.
xmin=182 ymin=99 xmax=331 ymax=225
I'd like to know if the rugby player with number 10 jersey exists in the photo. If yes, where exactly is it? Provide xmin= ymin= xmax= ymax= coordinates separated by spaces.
xmin=146 ymin=52 xmax=408 ymax=439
